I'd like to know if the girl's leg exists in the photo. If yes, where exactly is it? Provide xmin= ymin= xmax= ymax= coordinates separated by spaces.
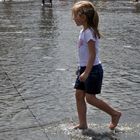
xmin=50 ymin=0 xmax=52 ymax=6
xmin=86 ymin=94 xmax=121 ymax=129
xmin=74 ymin=89 xmax=88 ymax=129
xmin=42 ymin=0 xmax=45 ymax=5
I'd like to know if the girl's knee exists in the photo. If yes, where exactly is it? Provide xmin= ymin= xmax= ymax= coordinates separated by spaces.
xmin=75 ymin=90 xmax=85 ymax=100
xmin=85 ymin=94 xmax=96 ymax=104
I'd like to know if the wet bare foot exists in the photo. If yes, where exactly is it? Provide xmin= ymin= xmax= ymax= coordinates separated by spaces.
xmin=74 ymin=125 xmax=88 ymax=130
xmin=109 ymin=112 xmax=122 ymax=130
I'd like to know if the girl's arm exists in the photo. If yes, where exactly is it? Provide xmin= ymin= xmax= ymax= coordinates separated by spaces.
xmin=79 ymin=40 xmax=96 ymax=81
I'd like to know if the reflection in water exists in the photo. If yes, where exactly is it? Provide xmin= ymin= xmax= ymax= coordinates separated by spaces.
xmin=0 ymin=1 xmax=14 ymax=57
xmin=39 ymin=6 xmax=54 ymax=38
xmin=38 ymin=4 xmax=59 ymax=58
xmin=58 ymin=0 xmax=68 ymax=6
xmin=3 ymin=1 xmax=12 ymax=18
xmin=133 ymin=1 xmax=140 ymax=12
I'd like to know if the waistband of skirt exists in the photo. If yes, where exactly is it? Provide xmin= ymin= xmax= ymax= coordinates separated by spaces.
xmin=79 ymin=64 xmax=102 ymax=69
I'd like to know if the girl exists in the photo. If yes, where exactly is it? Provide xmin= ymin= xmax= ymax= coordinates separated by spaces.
xmin=42 ymin=0 xmax=52 ymax=6
xmin=72 ymin=1 xmax=121 ymax=130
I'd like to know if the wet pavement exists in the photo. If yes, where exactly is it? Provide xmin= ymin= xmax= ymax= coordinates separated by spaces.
xmin=0 ymin=0 xmax=140 ymax=140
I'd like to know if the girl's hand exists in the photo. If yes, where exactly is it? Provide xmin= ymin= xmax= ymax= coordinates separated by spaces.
xmin=79 ymin=72 xmax=88 ymax=82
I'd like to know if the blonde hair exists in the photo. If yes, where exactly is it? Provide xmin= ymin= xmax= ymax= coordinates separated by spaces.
xmin=72 ymin=1 xmax=101 ymax=38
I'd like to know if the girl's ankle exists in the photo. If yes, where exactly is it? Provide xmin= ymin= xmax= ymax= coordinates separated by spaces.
xmin=74 ymin=124 xmax=88 ymax=129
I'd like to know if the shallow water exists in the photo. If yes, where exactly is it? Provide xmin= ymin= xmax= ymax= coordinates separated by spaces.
xmin=0 ymin=0 xmax=140 ymax=140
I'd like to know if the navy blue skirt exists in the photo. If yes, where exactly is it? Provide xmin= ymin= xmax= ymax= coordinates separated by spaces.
xmin=74 ymin=64 xmax=103 ymax=94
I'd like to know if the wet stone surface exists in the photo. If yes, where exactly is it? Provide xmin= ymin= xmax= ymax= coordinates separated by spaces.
xmin=0 ymin=0 xmax=140 ymax=140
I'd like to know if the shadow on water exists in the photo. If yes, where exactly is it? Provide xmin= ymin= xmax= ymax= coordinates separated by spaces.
xmin=81 ymin=128 xmax=122 ymax=140
xmin=45 ymin=122 xmax=129 ymax=140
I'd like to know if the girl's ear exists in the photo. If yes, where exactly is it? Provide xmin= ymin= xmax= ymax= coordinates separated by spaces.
xmin=82 ymin=14 xmax=86 ymax=21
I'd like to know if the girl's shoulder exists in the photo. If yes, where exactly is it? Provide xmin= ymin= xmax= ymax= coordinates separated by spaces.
xmin=84 ymin=28 xmax=97 ymax=38
xmin=84 ymin=28 xmax=95 ymax=35
xmin=84 ymin=28 xmax=92 ymax=32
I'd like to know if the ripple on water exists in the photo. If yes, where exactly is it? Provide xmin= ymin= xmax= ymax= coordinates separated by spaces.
xmin=44 ymin=122 xmax=140 ymax=140
xmin=123 ymin=45 xmax=132 ymax=49
xmin=55 ymin=68 xmax=66 ymax=71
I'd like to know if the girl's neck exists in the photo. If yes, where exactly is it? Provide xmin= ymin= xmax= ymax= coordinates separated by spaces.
xmin=82 ymin=22 xmax=88 ymax=31
xmin=83 ymin=25 xmax=88 ymax=31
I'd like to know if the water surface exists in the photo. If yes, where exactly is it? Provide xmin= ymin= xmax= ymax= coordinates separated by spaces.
xmin=0 ymin=0 xmax=140 ymax=139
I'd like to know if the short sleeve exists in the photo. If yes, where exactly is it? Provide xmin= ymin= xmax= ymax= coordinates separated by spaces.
xmin=84 ymin=29 xmax=96 ymax=42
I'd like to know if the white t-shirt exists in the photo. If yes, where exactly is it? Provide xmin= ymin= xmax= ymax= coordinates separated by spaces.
xmin=77 ymin=28 xmax=101 ymax=66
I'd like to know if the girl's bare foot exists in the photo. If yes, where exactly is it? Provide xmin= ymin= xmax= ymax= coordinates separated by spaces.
xmin=109 ymin=112 xmax=121 ymax=130
xmin=74 ymin=125 xmax=88 ymax=130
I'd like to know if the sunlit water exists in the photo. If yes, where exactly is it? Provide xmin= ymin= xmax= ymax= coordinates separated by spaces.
xmin=0 ymin=0 xmax=140 ymax=140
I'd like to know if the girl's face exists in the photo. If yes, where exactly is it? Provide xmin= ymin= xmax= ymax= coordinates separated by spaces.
xmin=73 ymin=12 xmax=86 ymax=26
